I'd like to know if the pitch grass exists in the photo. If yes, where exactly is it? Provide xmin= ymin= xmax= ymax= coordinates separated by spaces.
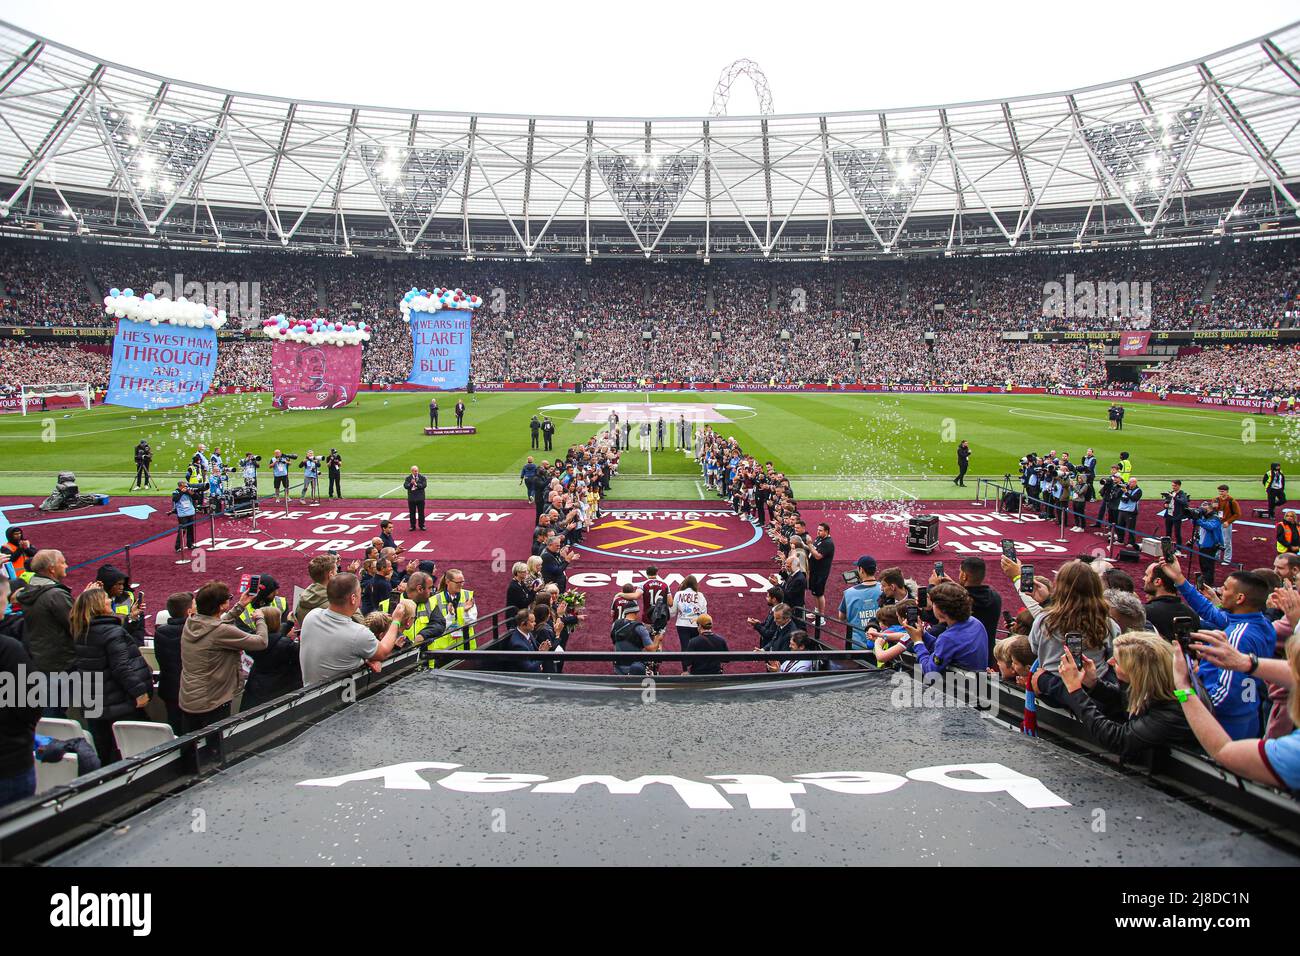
xmin=0 ymin=390 xmax=1286 ymax=502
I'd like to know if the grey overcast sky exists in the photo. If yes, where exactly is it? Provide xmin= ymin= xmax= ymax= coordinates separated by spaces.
xmin=0 ymin=0 xmax=1295 ymax=116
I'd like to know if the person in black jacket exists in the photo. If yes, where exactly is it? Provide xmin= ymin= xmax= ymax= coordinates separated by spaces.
xmin=953 ymin=440 xmax=971 ymax=487
xmin=937 ymin=557 xmax=1002 ymax=664
xmin=505 ymin=562 xmax=536 ymax=613
xmin=685 ymin=614 xmax=727 ymax=675
xmin=404 ymin=466 xmax=428 ymax=531
xmin=71 ymin=586 xmax=153 ymax=764
xmin=153 ymin=592 xmax=194 ymax=734
xmin=240 ymin=605 xmax=302 ymax=710
xmin=1057 ymin=633 xmax=1195 ymax=758
xmin=746 ymin=586 xmax=783 ymax=648
xmin=1161 ymin=480 xmax=1191 ymax=546
xmin=1140 ymin=562 xmax=1200 ymax=641
xmin=0 ymin=576 xmax=40 ymax=807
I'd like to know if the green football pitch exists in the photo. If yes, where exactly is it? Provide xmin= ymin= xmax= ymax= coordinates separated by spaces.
xmin=0 ymin=390 xmax=1288 ymax=502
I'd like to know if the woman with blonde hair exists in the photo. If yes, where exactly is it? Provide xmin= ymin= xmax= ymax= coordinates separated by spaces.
xmin=71 ymin=584 xmax=153 ymax=763
xmin=1029 ymin=559 xmax=1118 ymax=706
xmin=1058 ymin=632 xmax=1195 ymax=758
xmin=506 ymin=562 xmax=535 ymax=613
xmin=1173 ymin=630 xmax=1300 ymax=790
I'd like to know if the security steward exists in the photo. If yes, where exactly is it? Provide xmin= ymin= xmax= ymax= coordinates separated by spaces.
xmin=239 ymin=574 xmax=289 ymax=630
xmin=379 ymin=571 xmax=447 ymax=661
xmin=96 ymin=564 xmax=145 ymax=644
xmin=429 ymin=568 xmax=477 ymax=667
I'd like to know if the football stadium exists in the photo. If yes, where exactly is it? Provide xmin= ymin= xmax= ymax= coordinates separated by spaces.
xmin=0 ymin=2 xmax=1299 ymax=905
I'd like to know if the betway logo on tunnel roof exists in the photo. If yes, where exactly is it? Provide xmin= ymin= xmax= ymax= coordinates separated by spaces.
xmin=575 ymin=508 xmax=761 ymax=562
xmin=298 ymin=761 xmax=1069 ymax=810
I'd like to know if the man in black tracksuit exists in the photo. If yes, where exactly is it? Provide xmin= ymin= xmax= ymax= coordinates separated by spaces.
xmin=954 ymin=440 xmax=971 ymax=487
xmin=530 ymin=415 xmax=541 ymax=449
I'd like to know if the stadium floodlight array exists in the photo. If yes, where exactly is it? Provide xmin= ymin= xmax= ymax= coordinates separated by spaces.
xmin=596 ymin=152 xmax=701 ymax=253
xmin=831 ymin=145 xmax=940 ymax=245
xmin=1080 ymin=108 xmax=1203 ymax=208
xmin=357 ymin=145 xmax=466 ymax=247
xmin=98 ymin=108 xmax=216 ymax=208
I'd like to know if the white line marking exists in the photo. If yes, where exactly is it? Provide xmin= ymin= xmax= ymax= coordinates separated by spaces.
xmin=999 ymin=404 xmax=1229 ymax=442
xmin=694 ymin=480 xmax=706 ymax=500
xmin=377 ymin=484 xmax=405 ymax=499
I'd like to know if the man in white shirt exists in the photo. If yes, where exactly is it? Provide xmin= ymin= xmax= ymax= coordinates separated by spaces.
xmin=299 ymin=572 xmax=407 ymax=684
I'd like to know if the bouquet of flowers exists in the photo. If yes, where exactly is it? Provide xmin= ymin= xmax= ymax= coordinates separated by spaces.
xmin=560 ymin=589 xmax=586 ymax=612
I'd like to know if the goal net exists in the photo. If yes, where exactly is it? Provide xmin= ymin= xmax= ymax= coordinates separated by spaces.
xmin=19 ymin=382 xmax=92 ymax=415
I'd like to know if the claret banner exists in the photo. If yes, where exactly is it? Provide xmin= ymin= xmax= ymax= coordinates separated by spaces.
xmin=271 ymin=340 xmax=361 ymax=410
xmin=105 ymin=319 xmax=217 ymax=409
xmin=407 ymin=308 xmax=472 ymax=389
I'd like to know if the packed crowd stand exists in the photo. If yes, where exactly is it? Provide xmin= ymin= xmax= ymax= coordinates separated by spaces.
xmin=0 ymin=237 xmax=1297 ymax=393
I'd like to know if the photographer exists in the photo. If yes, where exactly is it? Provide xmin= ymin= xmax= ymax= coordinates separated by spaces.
xmin=838 ymin=555 xmax=883 ymax=648
xmin=240 ymin=452 xmax=261 ymax=492
xmin=610 ymin=600 xmax=662 ymax=676
xmin=132 ymin=440 xmax=153 ymax=490
xmin=1069 ymin=469 xmax=1093 ymax=531
xmin=170 ymin=480 xmax=198 ymax=556
xmin=298 ymin=450 xmax=321 ymax=505
xmin=270 ymin=449 xmax=296 ymax=505
xmin=326 ymin=449 xmax=343 ymax=499
xmin=1094 ymin=464 xmax=1123 ymax=530
xmin=1189 ymin=501 xmax=1225 ymax=587
xmin=1115 ymin=477 xmax=1143 ymax=548
xmin=1160 ymin=479 xmax=1190 ymax=546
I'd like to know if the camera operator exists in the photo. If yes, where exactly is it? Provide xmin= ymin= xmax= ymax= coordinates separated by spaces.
xmin=270 ymin=449 xmax=296 ymax=506
xmin=170 ymin=480 xmax=198 ymax=557
xmin=240 ymin=452 xmax=261 ymax=492
xmin=1160 ymin=479 xmax=1190 ymax=546
xmin=1189 ymin=501 xmax=1225 ymax=588
xmin=1115 ymin=477 xmax=1143 ymax=548
xmin=610 ymin=600 xmax=662 ymax=676
xmin=1070 ymin=469 xmax=1093 ymax=531
xmin=326 ymin=448 xmax=343 ymax=499
xmin=298 ymin=450 xmax=321 ymax=505
xmin=132 ymin=440 xmax=153 ymax=490
xmin=1095 ymin=464 xmax=1123 ymax=531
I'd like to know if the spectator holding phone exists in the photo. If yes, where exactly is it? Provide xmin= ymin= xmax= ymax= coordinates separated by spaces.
xmin=1027 ymin=560 xmax=1117 ymax=707
xmin=180 ymin=580 xmax=269 ymax=733
xmin=896 ymin=582 xmax=989 ymax=675
xmin=1161 ymin=555 xmax=1276 ymax=739
xmin=1057 ymin=634 xmax=1195 ymax=758
xmin=1174 ymin=629 xmax=1300 ymax=790
xmin=1141 ymin=562 xmax=1200 ymax=641
xmin=931 ymin=556 xmax=1002 ymax=663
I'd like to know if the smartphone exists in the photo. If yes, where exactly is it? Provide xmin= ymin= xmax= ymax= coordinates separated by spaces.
xmin=246 ymin=574 xmax=261 ymax=595
xmin=1000 ymin=539 xmax=1017 ymax=560
xmin=1002 ymin=610 xmax=1015 ymax=627
xmin=1064 ymin=631 xmax=1085 ymax=663
xmin=905 ymin=605 xmax=919 ymax=627
xmin=1194 ymin=573 xmax=1206 ymax=589
xmin=933 ymin=561 xmax=945 ymax=578
xmin=917 ymin=586 xmax=928 ymax=609
xmin=841 ymin=570 xmax=858 ymax=584
xmin=1020 ymin=564 xmax=1035 ymax=594
xmin=1171 ymin=615 xmax=1196 ymax=657
xmin=1160 ymin=536 xmax=1176 ymax=563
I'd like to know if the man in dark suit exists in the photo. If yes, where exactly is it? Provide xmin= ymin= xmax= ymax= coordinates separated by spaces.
xmin=498 ymin=608 xmax=549 ymax=673
xmin=429 ymin=398 xmax=439 ymax=429
xmin=530 ymin=415 xmax=541 ymax=449
xmin=758 ymin=604 xmax=795 ymax=652
xmin=455 ymin=400 xmax=466 ymax=427
xmin=747 ymin=586 xmax=783 ymax=648
xmin=954 ymin=440 xmax=970 ymax=487
xmin=404 ymin=466 xmax=428 ymax=531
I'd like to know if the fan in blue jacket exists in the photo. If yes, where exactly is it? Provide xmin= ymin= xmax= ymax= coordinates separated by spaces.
xmin=1165 ymin=559 xmax=1274 ymax=740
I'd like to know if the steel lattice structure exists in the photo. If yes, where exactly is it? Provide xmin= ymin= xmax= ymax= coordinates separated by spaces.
xmin=0 ymin=19 xmax=1297 ymax=258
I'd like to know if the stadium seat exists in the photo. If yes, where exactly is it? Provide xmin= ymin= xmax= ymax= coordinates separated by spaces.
xmin=112 ymin=721 xmax=177 ymax=759
xmin=139 ymin=646 xmax=159 ymax=673
xmin=34 ymin=753 xmax=80 ymax=794
xmin=36 ymin=717 xmax=93 ymax=746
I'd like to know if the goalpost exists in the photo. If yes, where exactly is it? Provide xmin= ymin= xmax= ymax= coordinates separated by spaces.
xmin=19 ymin=382 xmax=92 ymax=415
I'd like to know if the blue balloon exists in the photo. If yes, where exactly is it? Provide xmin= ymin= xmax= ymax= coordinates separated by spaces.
xmin=123 ymin=288 xmax=134 ymax=297
xmin=109 ymin=287 xmax=121 ymax=297
xmin=144 ymin=292 xmax=155 ymax=301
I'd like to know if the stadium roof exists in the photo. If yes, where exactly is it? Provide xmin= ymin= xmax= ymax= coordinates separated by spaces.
xmin=0 ymin=19 xmax=1298 ymax=257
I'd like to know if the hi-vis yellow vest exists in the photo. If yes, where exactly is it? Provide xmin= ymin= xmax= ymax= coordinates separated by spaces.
xmin=379 ymin=596 xmax=440 ymax=645
xmin=109 ymin=591 xmax=136 ymax=621
xmin=431 ymin=589 xmax=476 ymax=656
xmin=240 ymin=595 xmax=287 ymax=629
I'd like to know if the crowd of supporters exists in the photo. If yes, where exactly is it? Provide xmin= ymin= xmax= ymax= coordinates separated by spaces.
xmin=1142 ymin=344 xmax=1300 ymax=398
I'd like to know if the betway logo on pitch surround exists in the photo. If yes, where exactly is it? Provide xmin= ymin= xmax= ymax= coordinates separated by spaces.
xmin=299 ymin=761 xmax=1070 ymax=810
xmin=575 ymin=508 xmax=762 ymax=562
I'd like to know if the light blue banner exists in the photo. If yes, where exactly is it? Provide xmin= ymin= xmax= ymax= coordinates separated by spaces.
xmin=105 ymin=319 xmax=218 ymax=409
xmin=407 ymin=308 xmax=472 ymax=389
